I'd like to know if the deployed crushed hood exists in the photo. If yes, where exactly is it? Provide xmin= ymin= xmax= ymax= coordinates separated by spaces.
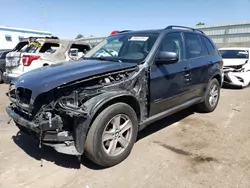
xmin=13 ymin=59 xmax=137 ymax=98
xmin=223 ymin=59 xmax=248 ymax=67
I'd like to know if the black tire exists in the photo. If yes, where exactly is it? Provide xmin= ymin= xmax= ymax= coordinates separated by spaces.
xmin=0 ymin=71 xmax=3 ymax=83
xmin=84 ymin=102 xmax=138 ymax=167
xmin=196 ymin=78 xmax=220 ymax=113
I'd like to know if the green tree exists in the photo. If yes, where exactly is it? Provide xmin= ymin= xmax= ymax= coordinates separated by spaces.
xmin=196 ymin=22 xmax=205 ymax=26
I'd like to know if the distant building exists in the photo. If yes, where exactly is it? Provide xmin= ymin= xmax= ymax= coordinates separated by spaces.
xmin=195 ymin=21 xmax=250 ymax=47
xmin=0 ymin=26 xmax=52 ymax=50
xmin=77 ymin=22 xmax=250 ymax=48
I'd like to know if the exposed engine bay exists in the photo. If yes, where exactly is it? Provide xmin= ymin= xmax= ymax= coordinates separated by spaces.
xmin=6 ymin=66 xmax=148 ymax=155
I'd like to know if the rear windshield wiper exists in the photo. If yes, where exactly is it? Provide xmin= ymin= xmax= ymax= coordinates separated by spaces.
xmin=84 ymin=57 xmax=122 ymax=62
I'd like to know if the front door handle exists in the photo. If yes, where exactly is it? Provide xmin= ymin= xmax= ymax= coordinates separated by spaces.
xmin=182 ymin=67 xmax=190 ymax=76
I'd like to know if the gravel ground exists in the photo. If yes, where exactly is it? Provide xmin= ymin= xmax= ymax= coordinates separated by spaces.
xmin=1 ymin=84 xmax=250 ymax=188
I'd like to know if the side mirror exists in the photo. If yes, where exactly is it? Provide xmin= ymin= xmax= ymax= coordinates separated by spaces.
xmin=155 ymin=51 xmax=178 ymax=64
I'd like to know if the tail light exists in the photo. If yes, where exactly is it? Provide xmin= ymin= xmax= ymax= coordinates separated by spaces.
xmin=22 ymin=55 xmax=40 ymax=66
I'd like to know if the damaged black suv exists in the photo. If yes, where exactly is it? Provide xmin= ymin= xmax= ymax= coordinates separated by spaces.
xmin=6 ymin=26 xmax=223 ymax=167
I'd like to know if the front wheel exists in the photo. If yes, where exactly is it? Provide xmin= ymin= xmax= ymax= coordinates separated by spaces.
xmin=196 ymin=78 xmax=220 ymax=113
xmin=84 ymin=103 xmax=138 ymax=167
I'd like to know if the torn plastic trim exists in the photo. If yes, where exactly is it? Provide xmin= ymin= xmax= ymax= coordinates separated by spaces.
xmin=54 ymin=66 xmax=140 ymax=117
xmin=79 ymin=67 xmax=148 ymax=120
xmin=6 ymin=106 xmax=39 ymax=131
xmin=72 ymin=68 xmax=148 ymax=154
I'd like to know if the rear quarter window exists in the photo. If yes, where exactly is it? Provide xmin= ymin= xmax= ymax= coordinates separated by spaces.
xmin=201 ymin=36 xmax=216 ymax=55
xmin=184 ymin=33 xmax=205 ymax=59
xmin=40 ymin=43 xmax=60 ymax=54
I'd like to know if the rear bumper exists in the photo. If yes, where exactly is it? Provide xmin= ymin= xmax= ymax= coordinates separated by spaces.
xmin=3 ymin=72 xmax=20 ymax=84
xmin=6 ymin=106 xmax=80 ymax=155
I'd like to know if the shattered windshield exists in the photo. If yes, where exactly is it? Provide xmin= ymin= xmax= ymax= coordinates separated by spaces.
xmin=84 ymin=33 xmax=159 ymax=63
xmin=219 ymin=50 xmax=249 ymax=59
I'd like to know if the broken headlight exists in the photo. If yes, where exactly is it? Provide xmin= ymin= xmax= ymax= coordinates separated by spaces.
xmin=60 ymin=90 xmax=79 ymax=109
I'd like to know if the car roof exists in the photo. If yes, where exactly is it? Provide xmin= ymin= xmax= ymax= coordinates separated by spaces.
xmin=116 ymin=28 xmax=205 ymax=35
xmin=117 ymin=29 xmax=163 ymax=35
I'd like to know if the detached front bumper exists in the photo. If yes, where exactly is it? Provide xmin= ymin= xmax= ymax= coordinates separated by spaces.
xmin=6 ymin=106 xmax=80 ymax=155
xmin=222 ymin=70 xmax=250 ymax=88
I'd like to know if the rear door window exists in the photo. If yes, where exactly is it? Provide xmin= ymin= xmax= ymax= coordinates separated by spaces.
xmin=184 ymin=33 xmax=205 ymax=59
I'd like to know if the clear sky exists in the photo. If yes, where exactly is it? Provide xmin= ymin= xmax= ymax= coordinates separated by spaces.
xmin=1 ymin=0 xmax=250 ymax=39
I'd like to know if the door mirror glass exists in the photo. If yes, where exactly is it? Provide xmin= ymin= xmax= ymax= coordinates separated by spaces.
xmin=155 ymin=51 xmax=178 ymax=64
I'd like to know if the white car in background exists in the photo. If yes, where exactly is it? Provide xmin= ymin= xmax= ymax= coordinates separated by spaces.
xmin=3 ymin=37 xmax=91 ymax=84
xmin=219 ymin=47 xmax=250 ymax=88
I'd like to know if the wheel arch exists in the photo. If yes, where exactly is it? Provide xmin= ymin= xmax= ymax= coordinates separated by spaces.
xmin=74 ymin=92 xmax=141 ymax=155
xmin=88 ymin=93 xmax=141 ymax=126
xmin=211 ymin=73 xmax=222 ymax=86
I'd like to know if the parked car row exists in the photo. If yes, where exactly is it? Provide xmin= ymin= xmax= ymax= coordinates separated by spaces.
xmin=5 ymin=25 xmax=224 ymax=167
xmin=2 ymin=36 xmax=92 ymax=83
xmin=0 ymin=49 xmax=12 ymax=82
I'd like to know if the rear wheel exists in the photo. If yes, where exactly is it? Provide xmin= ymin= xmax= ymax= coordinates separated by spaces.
xmin=196 ymin=78 xmax=220 ymax=113
xmin=84 ymin=103 xmax=138 ymax=167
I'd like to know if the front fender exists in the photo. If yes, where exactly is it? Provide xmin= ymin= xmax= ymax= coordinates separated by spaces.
xmin=84 ymin=90 xmax=138 ymax=117
xmin=74 ymin=91 xmax=139 ymax=154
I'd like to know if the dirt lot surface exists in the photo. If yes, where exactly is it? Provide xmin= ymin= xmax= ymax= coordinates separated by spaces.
xmin=1 ymin=84 xmax=250 ymax=188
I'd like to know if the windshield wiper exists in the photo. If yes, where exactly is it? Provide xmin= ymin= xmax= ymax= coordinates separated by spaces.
xmin=84 ymin=57 xmax=122 ymax=62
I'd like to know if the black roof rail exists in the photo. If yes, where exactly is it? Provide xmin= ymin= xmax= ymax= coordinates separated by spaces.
xmin=118 ymin=30 xmax=132 ymax=33
xmin=165 ymin=25 xmax=204 ymax=34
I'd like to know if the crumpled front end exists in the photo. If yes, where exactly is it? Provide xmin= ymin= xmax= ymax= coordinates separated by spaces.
xmin=223 ymin=60 xmax=250 ymax=88
xmin=6 ymin=85 xmax=80 ymax=155
xmin=6 ymin=66 xmax=147 ymax=156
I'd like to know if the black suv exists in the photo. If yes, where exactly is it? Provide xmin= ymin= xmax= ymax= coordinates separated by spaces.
xmin=6 ymin=26 xmax=223 ymax=167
